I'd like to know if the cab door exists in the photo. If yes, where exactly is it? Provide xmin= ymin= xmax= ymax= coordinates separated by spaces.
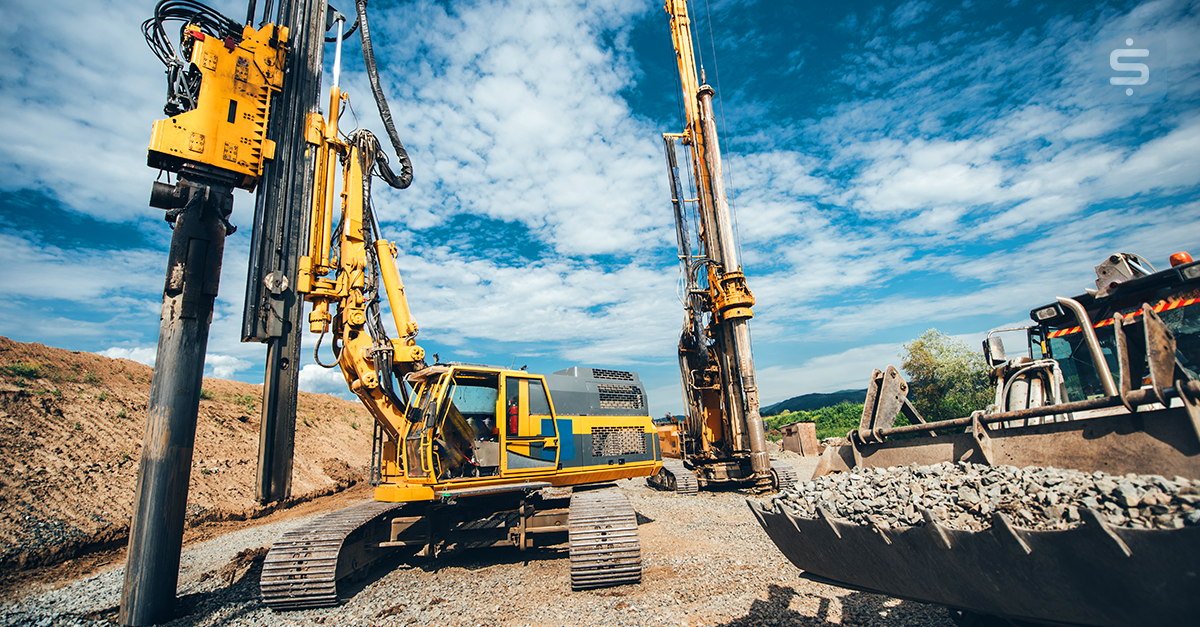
xmin=501 ymin=375 xmax=560 ymax=474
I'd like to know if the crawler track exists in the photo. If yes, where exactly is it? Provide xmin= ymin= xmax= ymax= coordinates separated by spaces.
xmin=646 ymin=458 xmax=699 ymax=495
xmin=568 ymin=486 xmax=642 ymax=590
xmin=769 ymin=462 xmax=798 ymax=491
xmin=260 ymin=500 xmax=407 ymax=610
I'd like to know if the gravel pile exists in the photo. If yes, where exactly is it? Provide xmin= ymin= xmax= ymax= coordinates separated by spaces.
xmin=0 ymin=455 xmax=958 ymax=627
xmin=775 ymin=461 xmax=1200 ymax=532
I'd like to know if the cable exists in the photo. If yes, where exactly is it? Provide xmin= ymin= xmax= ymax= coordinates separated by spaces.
xmin=327 ymin=18 xmax=359 ymax=42
xmin=142 ymin=0 xmax=243 ymax=115
xmin=355 ymin=0 xmax=413 ymax=189
xmin=313 ymin=327 xmax=339 ymax=368
xmin=346 ymin=128 xmax=411 ymax=411
xmin=700 ymin=0 xmax=744 ymax=268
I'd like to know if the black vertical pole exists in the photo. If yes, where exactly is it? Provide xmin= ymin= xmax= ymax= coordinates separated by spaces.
xmin=120 ymin=169 xmax=236 ymax=626
xmin=241 ymin=0 xmax=327 ymax=504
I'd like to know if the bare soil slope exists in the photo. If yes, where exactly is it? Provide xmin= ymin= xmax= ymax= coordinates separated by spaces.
xmin=0 ymin=336 xmax=371 ymax=574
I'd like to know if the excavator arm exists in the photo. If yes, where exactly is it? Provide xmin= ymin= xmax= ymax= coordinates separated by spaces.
xmin=296 ymin=75 xmax=426 ymax=441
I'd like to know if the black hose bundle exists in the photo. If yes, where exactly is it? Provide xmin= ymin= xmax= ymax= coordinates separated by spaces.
xmin=347 ymin=127 xmax=411 ymax=409
xmin=355 ymin=0 xmax=413 ymax=189
xmin=142 ymin=0 xmax=243 ymax=115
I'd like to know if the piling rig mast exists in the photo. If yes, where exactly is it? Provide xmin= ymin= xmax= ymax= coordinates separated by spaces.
xmin=647 ymin=0 xmax=794 ymax=494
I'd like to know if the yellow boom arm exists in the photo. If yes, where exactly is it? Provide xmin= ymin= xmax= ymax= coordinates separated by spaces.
xmin=296 ymin=82 xmax=426 ymax=439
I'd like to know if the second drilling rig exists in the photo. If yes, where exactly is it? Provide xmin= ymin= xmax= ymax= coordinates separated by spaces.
xmin=646 ymin=0 xmax=796 ymax=495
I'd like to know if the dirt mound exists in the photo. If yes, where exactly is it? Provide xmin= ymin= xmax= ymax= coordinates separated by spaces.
xmin=0 ymin=336 xmax=372 ymax=573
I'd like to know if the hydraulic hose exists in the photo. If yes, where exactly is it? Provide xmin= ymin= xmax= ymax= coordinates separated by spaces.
xmin=355 ymin=0 xmax=413 ymax=189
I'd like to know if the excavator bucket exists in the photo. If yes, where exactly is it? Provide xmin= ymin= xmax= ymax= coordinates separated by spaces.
xmin=747 ymin=400 xmax=1200 ymax=626
xmin=749 ymin=499 xmax=1200 ymax=626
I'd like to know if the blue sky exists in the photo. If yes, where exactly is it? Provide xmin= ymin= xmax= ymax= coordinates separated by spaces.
xmin=1 ymin=0 xmax=1198 ymax=416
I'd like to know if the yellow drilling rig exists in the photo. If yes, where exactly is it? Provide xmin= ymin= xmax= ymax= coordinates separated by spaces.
xmin=646 ymin=0 xmax=796 ymax=495
xmin=123 ymin=0 xmax=661 ymax=621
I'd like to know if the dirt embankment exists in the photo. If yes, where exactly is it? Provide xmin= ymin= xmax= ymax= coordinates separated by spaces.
xmin=0 ymin=336 xmax=372 ymax=575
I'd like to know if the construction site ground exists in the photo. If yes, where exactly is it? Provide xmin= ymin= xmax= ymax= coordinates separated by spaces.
xmin=0 ymin=337 xmax=955 ymax=626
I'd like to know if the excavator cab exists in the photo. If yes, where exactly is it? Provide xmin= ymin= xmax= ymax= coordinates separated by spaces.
xmin=400 ymin=365 xmax=563 ymax=483
xmin=402 ymin=367 xmax=496 ymax=480
xmin=500 ymin=373 xmax=561 ymax=474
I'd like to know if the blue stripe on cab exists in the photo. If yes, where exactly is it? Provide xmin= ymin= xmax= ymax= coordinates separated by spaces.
xmin=556 ymin=418 xmax=574 ymax=461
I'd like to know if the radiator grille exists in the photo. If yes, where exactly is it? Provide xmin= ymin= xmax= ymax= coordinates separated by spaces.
xmin=591 ymin=368 xmax=634 ymax=381
xmin=597 ymin=383 xmax=644 ymax=409
xmin=591 ymin=426 xmax=646 ymax=456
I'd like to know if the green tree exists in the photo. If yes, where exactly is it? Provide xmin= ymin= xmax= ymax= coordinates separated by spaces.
xmin=901 ymin=329 xmax=992 ymax=422
xmin=765 ymin=402 xmax=870 ymax=441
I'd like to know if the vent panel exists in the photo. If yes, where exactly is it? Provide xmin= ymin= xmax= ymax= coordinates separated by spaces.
xmin=591 ymin=426 xmax=646 ymax=456
xmin=592 ymin=368 xmax=634 ymax=381
xmin=596 ymin=383 xmax=644 ymax=409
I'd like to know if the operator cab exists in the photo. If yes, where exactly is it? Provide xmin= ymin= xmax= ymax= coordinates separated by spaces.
xmin=401 ymin=364 xmax=564 ymax=482
xmin=1026 ymin=254 xmax=1200 ymax=402
xmin=404 ymin=366 xmax=501 ymax=480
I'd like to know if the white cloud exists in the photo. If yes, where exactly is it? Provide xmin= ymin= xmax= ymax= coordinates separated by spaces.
xmin=0 ymin=0 xmax=176 ymax=219
xmin=756 ymin=343 xmax=903 ymax=405
xmin=891 ymin=1 xmax=933 ymax=30
xmin=0 ymin=232 xmax=163 ymax=301
xmin=298 ymin=363 xmax=352 ymax=396
xmin=848 ymin=138 xmax=1006 ymax=216
xmin=1100 ymin=115 xmax=1200 ymax=197
xmin=99 ymin=346 xmax=156 ymax=366
xmin=204 ymin=354 xmax=253 ymax=380
xmin=334 ymin=0 xmax=669 ymax=257
xmin=392 ymin=248 xmax=680 ymax=364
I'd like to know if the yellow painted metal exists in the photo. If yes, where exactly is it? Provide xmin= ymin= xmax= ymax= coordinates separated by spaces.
xmin=373 ymin=483 xmax=437 ymax=502
xmin=663 ymin=0 xmax=769 ymax=481
xmin=665 ymin=0 xmax=718 ymax=251
xmin=294 ymin=78 xmax=420 ymax=442
xmin=375 ymin=240 xmax=419 ymax=339
xmin=665 ymin=0 xmax=702 ymax=147
xmin=656 ymin=423 xmax=682 ymax=458
xmin=296 ymin=77 xmax=659 ymax=507
xmin=710 ymin=269 xmax=755 ymax=321
xmin=147 ymin=23 xmax=287 ymax=190
xmin=372 ymin=364 xmax=659 ymax=502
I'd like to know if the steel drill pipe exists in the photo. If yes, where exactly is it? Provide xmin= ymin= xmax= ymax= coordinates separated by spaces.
xmin=120 ymin=177 xmax=232 ymax=626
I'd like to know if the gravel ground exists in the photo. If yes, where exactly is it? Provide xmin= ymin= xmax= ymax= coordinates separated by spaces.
xmin=0 ymin=455 xmax=955 ymax=627
xmin=775 ymin=461 xmax=1200 ymax=532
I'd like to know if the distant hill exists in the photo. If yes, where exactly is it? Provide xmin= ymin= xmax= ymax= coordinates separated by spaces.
xmin=761 ymin=389 xmax=867 ymax=416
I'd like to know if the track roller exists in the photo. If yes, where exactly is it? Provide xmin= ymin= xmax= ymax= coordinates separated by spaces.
xmin=568 ymin=485 xmax=642 ymax=590
xmin=646 ymin=458 xmax=699 ymax=495
xmin=770 ymin=462 xmax=798 ymax=491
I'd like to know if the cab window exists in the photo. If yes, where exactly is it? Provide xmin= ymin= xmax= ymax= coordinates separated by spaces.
xmin=529 ymin=380 xmax=551 ymax=415
xmin=505 ymin=377 xmax=520 ymax=437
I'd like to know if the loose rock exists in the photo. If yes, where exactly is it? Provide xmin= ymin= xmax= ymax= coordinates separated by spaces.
xmin=776 ymin=462 xmax=1200 ymax=532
